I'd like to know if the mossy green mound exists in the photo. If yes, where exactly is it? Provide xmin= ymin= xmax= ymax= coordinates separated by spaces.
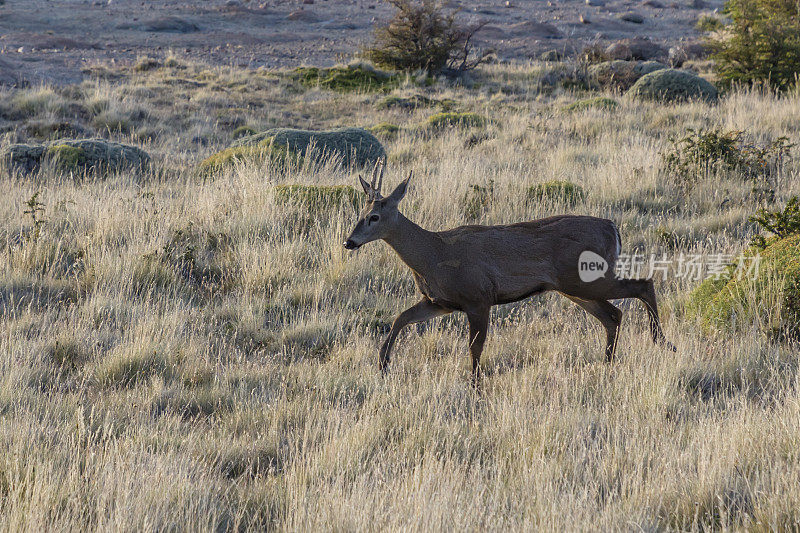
xmin=293 ymin=63 xmax=400 ymax=93
xmin=1 ymin=138 xmax=150 ymax=175
xmin=527 ymin=181 xmax=586 ymax=204
xmin=45 ymin=144 xmax=87 ymax=172
xmin=198 ymin=141 xmax=297 ymax=176
xmin=563 ymin=97 xmax=619 ymax=113
xmin=686 ymin=234 xmax=800 ymax=338
xmin=627 ymin=68 xmax=718 ymax=103
xmin=274 ymin=185 xmax=361 ymax=211
xmin=234 ymin=127 xmax=385 ymax=168
xmin=368 ymin=122 xmax=401 ymax=139
xmin=588 ymin=60 xmax=667 ymax=90
xmin=424 ymin=112 xmax=485 ymax=129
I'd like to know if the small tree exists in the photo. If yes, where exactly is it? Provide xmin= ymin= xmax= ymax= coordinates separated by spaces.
xmin=709 ymin=0 xmax=800 ymax=89
xmin=363 ymin=0 xmax=489 ymax=75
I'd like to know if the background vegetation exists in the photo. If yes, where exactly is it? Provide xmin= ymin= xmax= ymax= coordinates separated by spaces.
xmin=1 ymin=45 xmax=799 ymax=531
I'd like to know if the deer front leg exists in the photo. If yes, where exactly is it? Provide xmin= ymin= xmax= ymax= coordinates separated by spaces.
xmin=466 ymin=308 xmax=490 ymax=384
xmin=379 ymin=298 xmax=449 ymax=372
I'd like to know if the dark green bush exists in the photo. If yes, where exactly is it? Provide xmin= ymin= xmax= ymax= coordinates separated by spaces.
xmin=662 ymin=128 xmax=793 ymax=193
xmin=363 ymin=0 xmax=489 ymax=75
xmin=709 ymin=0 xmax=800 ymax=89
xmin=750 ymin=196 xmax=800 ymax=249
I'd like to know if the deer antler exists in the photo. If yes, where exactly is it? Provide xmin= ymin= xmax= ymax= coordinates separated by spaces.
xmin=376 ymin=159 xmax=385 ymax=196
xmin=369 ymin=160 xmax=385 ymax=198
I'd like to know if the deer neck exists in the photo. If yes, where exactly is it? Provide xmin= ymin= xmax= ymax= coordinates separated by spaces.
xmin=382 ymin=213 xmax=441 ymax=275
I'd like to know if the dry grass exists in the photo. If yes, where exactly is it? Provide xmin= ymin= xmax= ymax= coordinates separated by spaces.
xmin=1 ymin=59 xmax=800 ymax=530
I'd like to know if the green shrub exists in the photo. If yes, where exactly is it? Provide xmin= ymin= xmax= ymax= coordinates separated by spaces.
xmin=273 ymin=184 xmax=362 ymax=211
xmin=749 ymin=196 xmax=800 ymax=248
xmin=293 ymin=63 xmax=400 ymax=93
xmin=685 ymin=233 xmax=800 ymax=338
xmin=461 ymin=182 xmax=493 ymax=220
xmin=696 ymin=13 xmax=725 ymax=31
xmin=368 ymin=122 xmax=401 ymax=139
xmin=562 ymin=97 xmax=619 ymax=113
xmin=626 ymin=68 xmax=718 ymax=103
xmin=363 ymin=0 xmax=489 ymax=75
xmin=425 ymin=112 xmax=485 ymax=129
xmin=527 ymin=181 xmax=586 ymax=204
xmin=232 ymin=125 xmax=258 ymax=139
xmin=709 ymin=0 xmax=800 ymax=90
xmin=662 ymin=128 xmax=794 ymax=193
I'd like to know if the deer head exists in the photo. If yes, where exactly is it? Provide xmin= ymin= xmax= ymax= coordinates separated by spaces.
xmin=343 ymin=162 xmax=412 ymax=250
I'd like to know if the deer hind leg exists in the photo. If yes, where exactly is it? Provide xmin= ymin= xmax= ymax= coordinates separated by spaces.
xmin=565 ymin=296 xmax=622 ymax=361
xmin=379 ymin=298 xmax=450 ymax=372
xmin=590 ymin=278 xmax=675 ymax=351
xmin=466 ymin=308 xmax=490 ymax=385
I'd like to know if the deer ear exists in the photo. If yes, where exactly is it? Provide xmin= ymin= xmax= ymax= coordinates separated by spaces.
xmin=358 ymin=175 xmax=372 ymax=196
xmin=386 ymin=171 xmax=412 ymax=206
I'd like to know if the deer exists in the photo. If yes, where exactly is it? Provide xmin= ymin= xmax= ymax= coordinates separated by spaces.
xmin=343 ymin=164 xmax=675 ymax=382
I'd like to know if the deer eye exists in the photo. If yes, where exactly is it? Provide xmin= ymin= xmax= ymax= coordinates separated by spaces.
xmin=368 ymin=214 xmax=380 ymax=224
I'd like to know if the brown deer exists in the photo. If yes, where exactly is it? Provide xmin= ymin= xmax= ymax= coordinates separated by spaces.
xmin=344 ymin=165 xmax=675 ymax=381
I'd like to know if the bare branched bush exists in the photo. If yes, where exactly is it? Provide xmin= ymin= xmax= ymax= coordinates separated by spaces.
xmin=363 ymin=0 xmax=491 ymax=75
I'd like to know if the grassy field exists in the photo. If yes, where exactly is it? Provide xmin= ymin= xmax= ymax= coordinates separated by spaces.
xmin=1 ymin=58 xmax=800 ymax=530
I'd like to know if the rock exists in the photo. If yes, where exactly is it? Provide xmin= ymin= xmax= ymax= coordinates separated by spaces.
xmin=605 ymin=42 xmax=632 ymax=60
xmin=2 ymin=144 xmax=45 ymax=174
xmin=232 ymin=127 xmax=385 ymax=168
xmin=618 ymin=12 xmax=645 ymax=23
xmin=642 ymin=0 xmax=664 ymax=7
xmin=585 ymin=0 xmax=605 ymax=5
xmin=287 ymin=9 xmax=321 ymax=22
xmin=668 ymin=42 xmax=708 ymax=67
xmin=507 ymin=20 xmax=562 ymax=38
xmin=626 ymin=68 xmax=718 ymax=103
xmin=1 ymin=139 xmax=150 ymax=175
xmin=616 ymin=37 xmax=667 ymax=60
xmin=589 ymin=59 xmax=667 ymax=90
xmin=141 ymin=16 xmax=199 ymax=33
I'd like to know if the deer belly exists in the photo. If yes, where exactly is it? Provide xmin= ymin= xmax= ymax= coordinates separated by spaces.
xmin=495 ymin=285 xmax=546 ymax=305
